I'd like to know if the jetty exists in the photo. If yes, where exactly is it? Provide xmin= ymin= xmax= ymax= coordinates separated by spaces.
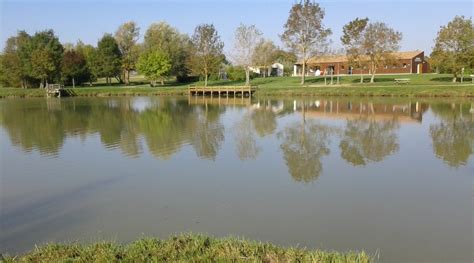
xmin=188 ymin=85 xmax=258 ymax=97
xmin=45 ymin=84 xmax=64 ymax=97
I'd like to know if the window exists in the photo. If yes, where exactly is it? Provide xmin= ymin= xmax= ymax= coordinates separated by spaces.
xmin=384 ymin=65 xmax=388 ymax=69
xmin=341 ymin=65 xmax=345 ymax=70
xmin=403 ymin=63 xmax=407 ymax=68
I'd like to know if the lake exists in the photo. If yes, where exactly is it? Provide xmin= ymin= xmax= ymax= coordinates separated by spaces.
xmin=0 ymin=96 xmax=472 ymax=262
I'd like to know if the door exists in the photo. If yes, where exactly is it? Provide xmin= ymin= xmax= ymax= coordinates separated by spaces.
xmin=417 ymin=64 xmax=422 ymax=74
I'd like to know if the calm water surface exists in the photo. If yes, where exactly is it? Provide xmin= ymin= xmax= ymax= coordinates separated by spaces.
xmin=0 ymin=96 xmax=473 ymax=262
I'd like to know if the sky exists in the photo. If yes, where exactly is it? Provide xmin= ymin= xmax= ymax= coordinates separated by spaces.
xmin=0 ymin=0 xmax=472 ymax=55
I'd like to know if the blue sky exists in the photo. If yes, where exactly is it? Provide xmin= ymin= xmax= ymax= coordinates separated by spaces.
xmin=1 ymin=0 xmax=472 ymax=55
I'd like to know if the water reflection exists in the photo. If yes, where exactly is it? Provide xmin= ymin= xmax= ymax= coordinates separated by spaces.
xmin=339 ymin=118 xmax=399 ymax=166
xmin=0 ymin=97 xmax=472 ymax=178
xmin=278 ymin=120 xmax=331 ymax=183
xmin=430 ymin=103 xmax=474 ymax=167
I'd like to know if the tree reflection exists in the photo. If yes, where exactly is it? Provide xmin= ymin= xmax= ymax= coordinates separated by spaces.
xmin=339 ymin=118 xmax=400 ymax=166
xmin=0 ymin=98 xmax=227 ymax=160
xmin=278 ymin=120 xmax=331 ymax=183
xmin=190 ymin=105 xmax=225 ymax=160
xmin=234 ymin=112 xmax=261 ymax=160
xmin=430 ymin=103 xmax=474 ymax=167
xmin=251 ymin=101 xmax=277 ymax=137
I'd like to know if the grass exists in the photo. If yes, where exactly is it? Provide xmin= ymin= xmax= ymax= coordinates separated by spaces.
xmin=1 ymin=234 xmax=373 ymax=262
xmin=0 ymin=74 xmax=473 ymax=98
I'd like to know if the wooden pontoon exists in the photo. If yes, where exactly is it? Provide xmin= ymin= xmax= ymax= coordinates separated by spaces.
xmin=188 ymin=85 xmax=258 ymax=97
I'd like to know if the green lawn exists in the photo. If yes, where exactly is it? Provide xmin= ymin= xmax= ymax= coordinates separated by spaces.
xmin=1 ymin=234 xmax=372 ymax=262
xmin=1 ymin=74 xmax=473 ymax=98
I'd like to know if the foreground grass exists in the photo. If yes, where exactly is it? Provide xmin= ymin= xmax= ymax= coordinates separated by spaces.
xmin=1 ymin=234 xmax=372 ymax=262
xmin=1 ymin=74 xmax=473 ymax=98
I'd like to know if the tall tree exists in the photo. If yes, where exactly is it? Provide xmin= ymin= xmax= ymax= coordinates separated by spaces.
xmin=28 ymin=30 xmax=64 ymax=87
xmin=143 ymin=22 xmax=190 ymax=79
xmin=188 ymin=24 xmax=224 ymax=86
xmin=61 ymin=50 xmax=90 ymax=87
xmin=341 ymin=17 xmax=369 ymax=83
xmin=75 ymin=40 xmax=97 ymax=85
xmin=362 ymin=22 xmax=402 ymax=83
xmin=115 ymin=21 xmax=140 ymax=85
xmin=252 ymin=39 xmax=277 ymax=78
xmin=136 ymin=50 xmax=172 ymax=86
xmin=95 ymin=34 xmax=122 ymax=85
xmin=0 ymin=32 xmax=31 ymax=88
xmin=232 ymin=24 xmax=262 ymax=85
xmin=431 ymin=16 xmax=474 ymax=82
xmin=281 ymin=0 xmax=331 ymax=85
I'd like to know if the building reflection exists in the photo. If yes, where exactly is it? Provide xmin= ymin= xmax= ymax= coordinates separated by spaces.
xmin=292 ymin=99 xmax=429 ymax=123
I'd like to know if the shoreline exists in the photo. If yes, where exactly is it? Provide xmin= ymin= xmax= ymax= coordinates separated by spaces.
xmin=1 ymin=84 xmax=473 ymax=99
xmin=1 ymin=234 xmax=372 ymax=262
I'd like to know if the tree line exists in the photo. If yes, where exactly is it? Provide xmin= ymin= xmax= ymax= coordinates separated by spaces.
xmin=0 ymin=0 xmax=472 ymax=88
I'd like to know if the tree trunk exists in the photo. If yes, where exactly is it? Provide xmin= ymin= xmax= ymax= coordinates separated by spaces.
xmin=370 ymin=64 xmax=376 ymax=83
xmin=301 ymin=62 xmax=306 ymax=85
xmin=360 ymin=70 xmax=364 ymax=83
xmin=452 ymin=77 xmax=457 ymax=83
xmin=245 ymin=67 xmax=250 ymax=86
xmin=72 ymin=77 xmax=75 ymax=88
xmin=204 ymin=68 xmax=208 ymax=87
xmin=124 ymin=70 xmax=129 ymax=85
xmin=161 ymin=78 xmax=164 ymax=86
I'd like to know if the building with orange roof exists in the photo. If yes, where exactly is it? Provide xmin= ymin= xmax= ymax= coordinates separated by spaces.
xmin=293 ymin=50 xmax=430 ymax=76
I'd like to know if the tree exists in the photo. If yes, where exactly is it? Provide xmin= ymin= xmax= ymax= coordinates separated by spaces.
xmin=431 ymin=16 xmax=474 ymax=82
xmin=273 ymin=48 xmax=298 ymax=76
xmin=252 ymin=39 xmax=277 ymax=78
xmin=143 ymin=22 xmax=190 ymax=79
xmin=362 ymin=22 xmax=402 ymax=83
xmin=136 ymin=50 xmax=172 ymax=86
xmin=61 ymin=50 xmax=90 ymax=87
xmin=75 ymin=41 xmax=97 ymax=85
xmin=115 ymin=21 xmax=140 ymax=85
xmin=28 ymin=30 xmax=64 ymax=87
xmin=341 ymin=17 xmax=369 ymax=83
xmin=0 ymin=32 xmax=30 ymax=88
xmin=95 ymin=34 xmax=122 ymax=85
xmin=281 ymin=0 xmax=331 ymax=85
xmin=232 ymin=24 xmax=262 ymax=85
xmin=30 ymin=48 xmax=55 ymax=87
xmin=188 ymin=24 xmax=224 ymax=86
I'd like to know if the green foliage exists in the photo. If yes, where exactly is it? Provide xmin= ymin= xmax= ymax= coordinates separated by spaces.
xmin=136 ymin=50 xmax=172 ymax=86
xmin=226 ymin=65 xmax=246 ymax=81
xmin=114 ymin=21 xmax=140 ymax=84
xmin=341 ymin=17 xmax=370 ymax=82
xmin=29 ymin=30 xmax=64 ymax=86
xmin=431 ymin=16 xmax=474 ymax=81
xmin=188 ymin=24 xmax=225 ymax=86
xmin=144 ymin=22 xmax=190 ymax=79
xmin=93 ymin=34 xmax=122 ymax=83
xmin=61 ymin=50 xmax=91 ymax=85
xmin=281 ymin=0 xmax=332 ymax=84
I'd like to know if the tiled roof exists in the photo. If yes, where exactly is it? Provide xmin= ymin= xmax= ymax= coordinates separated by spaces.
xmin=296 ymin=50 xmax=424 ymax=65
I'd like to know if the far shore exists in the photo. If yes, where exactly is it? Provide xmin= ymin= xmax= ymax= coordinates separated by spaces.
xmin=1 ymin=74 xmax=473 ymax=99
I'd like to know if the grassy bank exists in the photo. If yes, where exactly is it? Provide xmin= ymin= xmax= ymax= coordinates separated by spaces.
xmin=1 ymin=74 xmax=473 ymax=98
xmin=1 ymin=234 xmax=372 ymax=262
